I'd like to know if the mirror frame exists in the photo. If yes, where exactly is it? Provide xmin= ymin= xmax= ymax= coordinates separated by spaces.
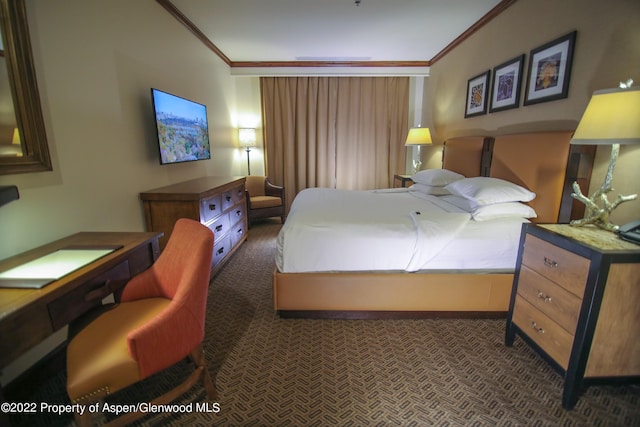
xmin=0 ymin=0 xmax=51 ymax=175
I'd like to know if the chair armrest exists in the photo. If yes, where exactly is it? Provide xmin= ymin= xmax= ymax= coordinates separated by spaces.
xmin=265 ymin=178 xmax=284 ymax=198
xmin=245 ymin=189 xmax=253 ymax=209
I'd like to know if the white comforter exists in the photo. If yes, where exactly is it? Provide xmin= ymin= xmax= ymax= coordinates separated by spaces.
xmin=276 ymin=188 xmax=472 ymax=273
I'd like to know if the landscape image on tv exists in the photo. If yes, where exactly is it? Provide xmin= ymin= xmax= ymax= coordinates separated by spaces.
xmin=151 ymin=88 xmax=211 ymax=164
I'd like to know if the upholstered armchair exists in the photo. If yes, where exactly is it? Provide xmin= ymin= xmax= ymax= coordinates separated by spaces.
xmin=66 ymin=218 xmax=216 ymax=427
xmin=245 ymin=175 xmax=285 ymax=224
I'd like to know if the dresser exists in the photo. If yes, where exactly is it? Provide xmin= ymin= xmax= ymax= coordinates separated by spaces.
xmin=505 ymin=223 xmax=640 ymax=409
xmin=140 ymin=176 xmax=248 ymax=277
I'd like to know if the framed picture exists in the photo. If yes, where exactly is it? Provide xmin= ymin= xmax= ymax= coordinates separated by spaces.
xmin=524 ymin=31 xmax=577 ymax=105
xmin=489 ymin=54 xmax=525 ymax=113
xmin=464 ymin=70 xmax=490 ymax=118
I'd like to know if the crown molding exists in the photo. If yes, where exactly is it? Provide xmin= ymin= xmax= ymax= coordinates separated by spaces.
xmin=156 ymin=0 xmax=517 ymax=75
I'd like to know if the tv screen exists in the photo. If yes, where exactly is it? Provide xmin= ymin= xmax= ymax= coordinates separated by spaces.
xmin=150 ymin=88 xmax=211 ymax=165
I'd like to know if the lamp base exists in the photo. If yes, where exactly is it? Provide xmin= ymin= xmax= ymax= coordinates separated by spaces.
xmin=411 ymin=159 xmax=422 ymax=175
xmin=570 ymin=143 xmax=637 ymax=232
xmin=411 ymin=146 xmax=422 ymax=174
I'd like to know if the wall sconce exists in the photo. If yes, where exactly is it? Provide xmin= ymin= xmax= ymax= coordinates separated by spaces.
xmin=404 ymin=127 xmax=432 ymax=174
xmin=239 ymin=128 xmax=257 ymax=175
xmin=569 ymin=86 xmax=640 ymax=231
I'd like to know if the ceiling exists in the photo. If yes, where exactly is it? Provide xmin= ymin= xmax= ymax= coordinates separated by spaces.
xmin=166 ymin=0 xmax=508 ymax=69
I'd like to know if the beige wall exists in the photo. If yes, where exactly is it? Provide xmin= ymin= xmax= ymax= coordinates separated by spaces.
xmin=423 ymin=0 xmax=640 ymax=225
xmin=0 ymin=0 xmax=263 ymax=261
xmin=0 ymin=0 xmax=266 ymax=386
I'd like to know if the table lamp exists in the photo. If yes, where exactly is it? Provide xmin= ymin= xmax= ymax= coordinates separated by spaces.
xmin=405 ymin=127 xmax=432 ymax=174
xmin=569 ymin=86 xmax=640 ymax=231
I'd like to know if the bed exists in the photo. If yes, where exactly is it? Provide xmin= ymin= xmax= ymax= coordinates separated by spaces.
xmin=273 ymin=131 xmax=579 ymax=318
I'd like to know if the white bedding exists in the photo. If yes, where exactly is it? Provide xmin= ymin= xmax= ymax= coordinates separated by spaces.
xmin=276 ymin=188 xmax=527 ymax=273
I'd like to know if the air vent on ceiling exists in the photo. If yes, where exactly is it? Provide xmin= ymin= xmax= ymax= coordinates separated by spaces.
xmin=295 ymin=56 xmax=373 ymax=61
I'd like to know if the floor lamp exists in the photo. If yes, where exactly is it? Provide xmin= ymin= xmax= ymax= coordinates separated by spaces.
xmin=569 ymin=86 xmax=639 ymax=231
xmin=404 ymin=127 xmax=432 ymax=174
xmin=239 ymin=128 xmax=257 ymax=175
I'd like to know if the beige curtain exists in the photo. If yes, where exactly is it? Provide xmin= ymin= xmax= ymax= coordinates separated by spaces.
xmin=261 ymin=76 xmax=409 ymax=210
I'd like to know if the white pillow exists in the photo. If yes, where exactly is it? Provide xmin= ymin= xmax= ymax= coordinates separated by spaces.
xmin=471 ymin=202 xmax=537 ymax=221
xmin=409 ymin=183 xmax=450 ymax=196
xmin=441 ymin=195 xmax=537 ymax=221
xmin=445 ymin=177 xmax=535 ymax=205
xmin=440 ymin=195 xmax=479 ymax=211
xmin=411 ymin=169 xmax=464 ymax=186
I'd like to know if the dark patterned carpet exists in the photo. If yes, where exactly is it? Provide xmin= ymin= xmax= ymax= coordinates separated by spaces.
xmin=9 ymin=220 xmax=640 ymax=426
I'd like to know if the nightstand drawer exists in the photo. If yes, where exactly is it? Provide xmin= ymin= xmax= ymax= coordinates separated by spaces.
xmin=517 ymin=266 xmax=582 ymax=334
xmin=513 ymin=296 xmax=573 ymax=369
xmin=522 ymin=235 xmax=589 ymax=296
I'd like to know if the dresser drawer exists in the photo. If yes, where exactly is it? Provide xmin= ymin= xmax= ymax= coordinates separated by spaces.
xmin=522 ymin=235 xmax=589 ymax=296
xmin=232 ymin=185 xmax=245 ymax=203
xmin=517 ymin=266 xmax=582 ymax=334
xmin=230 ymin=203 xmax=245 ymax=226
xmin=209 ymin=212 xmax=230 ymax=240
xmin=513 ymin=296 xmax=573 ymax=369
xmin=230 ymin=221 xmax=246 ymax=248
xmin=212 ymin=234 xmax=231 ymax=268
xmin=200 ymin=194 xmax=222 ymax=223
xmin=221 ymin=190 xmax=236 ymax=211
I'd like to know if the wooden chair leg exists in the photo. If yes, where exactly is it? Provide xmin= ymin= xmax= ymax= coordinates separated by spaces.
xmin=191 ymin=345 xmax=217 ymax=400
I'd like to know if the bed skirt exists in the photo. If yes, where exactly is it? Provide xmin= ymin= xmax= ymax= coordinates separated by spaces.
xmin=273 ymin=269 xmax=513 ymax=319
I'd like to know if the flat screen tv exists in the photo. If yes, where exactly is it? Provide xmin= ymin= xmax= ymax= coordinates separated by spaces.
xmin=150 ymin=88 xmax=211 ymax=165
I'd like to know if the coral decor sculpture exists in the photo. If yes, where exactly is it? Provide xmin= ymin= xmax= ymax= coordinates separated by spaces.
xmin=570 ymin=143 xmax=637 ymax=231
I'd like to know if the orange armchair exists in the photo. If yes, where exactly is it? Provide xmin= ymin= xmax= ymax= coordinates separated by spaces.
xmin=245 ymin=175 xmax=285 ymax=224
xmin=66 ymin=218 xmax=216 ymax=427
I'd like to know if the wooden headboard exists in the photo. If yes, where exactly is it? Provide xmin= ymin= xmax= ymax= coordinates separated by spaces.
xmin=442 ymin=136 xmax=493 ymax=177
xmin=441 ymin=131 xmax=592 ymax=224
xmin=490 ymin=131 xmax=573 ymax=224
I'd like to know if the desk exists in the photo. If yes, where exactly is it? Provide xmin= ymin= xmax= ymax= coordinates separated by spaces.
xmin=0 ymin=232 xmax=162 ymax=371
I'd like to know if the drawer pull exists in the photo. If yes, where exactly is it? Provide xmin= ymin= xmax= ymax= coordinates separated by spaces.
xmin=226 ymin=196 xmax=232 ymax=202
xmin=216 ymin=247 xmax=225 ymax=255
xmin=209 ymin=204 xmax=217 ymax=211
xmin=235 ymin=210 xmax=242 ymax=216
xmin=215 ymin=224 xmax=224 ymax=232
xmin=531 ymin=321 xmax=545 ymax=334
xmin=543 ymin=256 xmax=558 ymax=268
xmin=537 ymin=291 xmax=552 ymax=303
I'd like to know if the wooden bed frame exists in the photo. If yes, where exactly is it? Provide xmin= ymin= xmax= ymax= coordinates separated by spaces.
xmin=273 ymin=131 xmax=586 ymax=318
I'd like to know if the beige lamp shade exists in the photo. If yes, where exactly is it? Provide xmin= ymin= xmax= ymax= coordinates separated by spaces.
xmin=570 ymin=87 xmax=640 ymax=145
xmin=404 ymin=127 xmax=432 ymax=146
xmin=238 ymin=128 xmax=257 ymax=147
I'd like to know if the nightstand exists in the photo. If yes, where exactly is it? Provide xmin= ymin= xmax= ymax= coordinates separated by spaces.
xmin=505 ymin=223 xmax=640 ymax=409
xmin=393 ymin=174 xmax=413 ymax=188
